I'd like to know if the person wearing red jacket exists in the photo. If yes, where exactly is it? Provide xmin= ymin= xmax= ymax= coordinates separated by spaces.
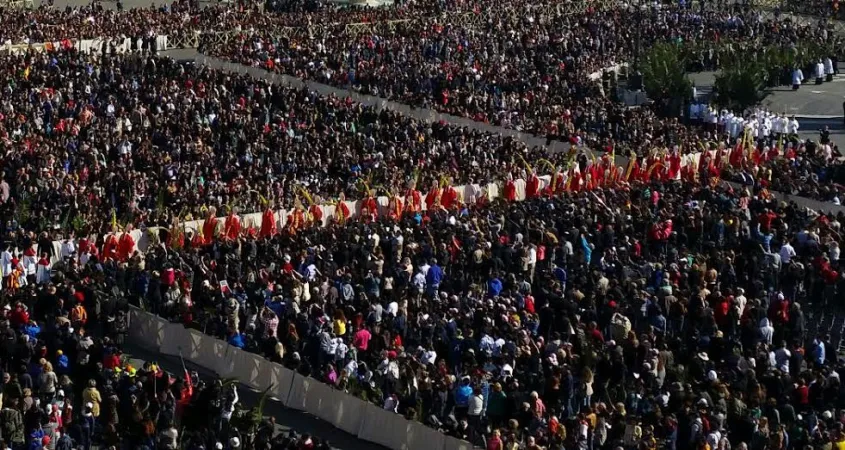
xmin=176 ymin=369 xmax=194 ymax=420
xmin=10 ymin=303 xmax=29 ymax=328
xmin=103 ymin=351 xmax=121 ymax=371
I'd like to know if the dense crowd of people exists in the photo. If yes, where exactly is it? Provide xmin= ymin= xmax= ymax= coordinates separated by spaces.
xmin=0 ymin=48 xmax=839 ymax=450
xmin=0 ymin=43 xmax=840 ymax=246
xmin=196 ymin=0 xmax=845 ymax=203
xmin=205 ymin=4 xmax=839 ymax=136
xmin=2 ymin=0 xmax=845 ymax=447
xmin=0 ymin=271 xmax=339 ymax=450
xmin=109 ymin=161 xmax=845 ymax=450
xmin=0 ymin=0 xmax=560 ymax=45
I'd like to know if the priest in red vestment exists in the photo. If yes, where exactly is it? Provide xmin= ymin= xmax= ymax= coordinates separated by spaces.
xmin=103 ymin=234 xmax=119 ymax=261
xmin=117 ymin=225 xmax=136 ymax=261
xmin=404 ymin=187 xmax=422 ymax=213
xmin=224 ymin=210 xmax=241 ymax=241
xmin=260 ymin=207 xmax=277 ymax=238
xmin=525 ymin=171 xmax=540 ymax=199
xmin=425 ymin=182 xmax=442 ymax=210
xmin=202 ymin=209 xmax=219 ymax=245
xmin=441 ymin=185 xmax=459 ymax=210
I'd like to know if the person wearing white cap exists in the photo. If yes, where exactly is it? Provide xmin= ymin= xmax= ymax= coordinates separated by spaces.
xmin=707 ymin=370 xmax=718 ymax=382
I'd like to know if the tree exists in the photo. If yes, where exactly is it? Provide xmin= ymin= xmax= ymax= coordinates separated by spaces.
xmin=640 ymin=42 xmax=693 ymax=117
xmin=712 ymin=57 xmax=770 ymax=112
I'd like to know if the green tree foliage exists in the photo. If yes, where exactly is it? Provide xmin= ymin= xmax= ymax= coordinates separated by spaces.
xmin=641 ymin=42 xmax=692 ymax=117
xmin=712 ymin=57 xmax=770 ymax=112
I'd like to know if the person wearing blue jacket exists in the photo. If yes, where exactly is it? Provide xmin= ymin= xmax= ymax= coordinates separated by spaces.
xmin=454 ymin=377 xmax=473 ymax=419
xmin=56 ymin=350 xmax=70 ymax=375
xmin=581 ymin=235 xmax=592 ymax=265
xmin=426 ymin=258 xmax=443 ymax=298
xmin=23 ymin=321 xmax=41 ymax=339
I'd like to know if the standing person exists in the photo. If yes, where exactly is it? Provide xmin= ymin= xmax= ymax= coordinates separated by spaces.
xmin=468 ymin=386 xmax=484 ymax=444
xmin=0 ymin=398 xmax=24 ymax=449
xmin=39 ymin=360 xmax=58 ymax=404
xmin=81 ymin=380 xmax=102 ymax=419
xmin=826 ymin=57 xmax=835 ymax=81
xmin=793 ymin=67 xmax=804 ymax=90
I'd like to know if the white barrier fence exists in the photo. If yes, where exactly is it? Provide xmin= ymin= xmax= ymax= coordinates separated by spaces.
xmin=129 ymin=307 xmax=474 ymax=450
xmin=4 ymin=36 xmax=170 ymax=54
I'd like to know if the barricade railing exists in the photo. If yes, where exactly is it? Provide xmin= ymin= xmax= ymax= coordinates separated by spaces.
xmin=3 ymin=35 xmax=172 ymax=54
xmin=128 ymin=306 xmax=469 ymax=450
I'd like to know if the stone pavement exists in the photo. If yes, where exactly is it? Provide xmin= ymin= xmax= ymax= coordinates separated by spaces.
xmin=688 ymin=70 xmax=845 ymax=119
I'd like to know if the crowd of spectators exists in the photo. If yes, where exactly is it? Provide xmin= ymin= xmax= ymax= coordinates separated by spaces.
xmin=0 ymin=48 xmax=569 ymax=241
xmin=0 ymin=44 xmax=840 ymax=245
xmin=0 ymin=0 xmax=559 ymax=46
xmin=0 ymin=47 xmax=839 ymax=450
xmin=0 ymin=267 xmax=338 ymax=450
xmin=2 ymin=0 xmax=845 ymax=447
xmin=118 ymin=162 xmax=845 ymax=450
xmin=205 ymin=4 xmax=839 ymax=137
